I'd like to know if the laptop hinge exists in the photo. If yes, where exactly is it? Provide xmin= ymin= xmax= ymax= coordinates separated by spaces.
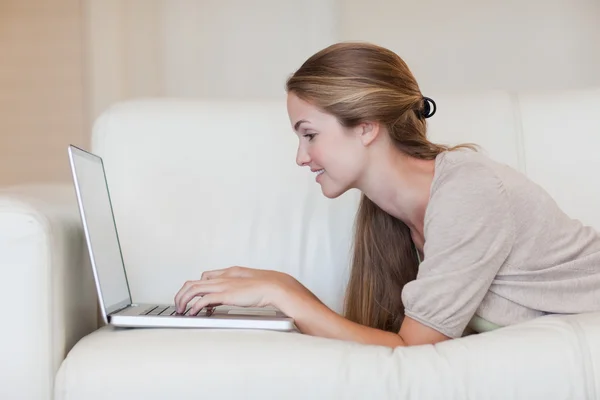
xmin=109 ymin=303 xmax=132 ymax=316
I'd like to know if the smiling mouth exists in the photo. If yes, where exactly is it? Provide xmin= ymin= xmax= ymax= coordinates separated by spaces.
xmin=314 ymin=169 xmax=325 ymax=175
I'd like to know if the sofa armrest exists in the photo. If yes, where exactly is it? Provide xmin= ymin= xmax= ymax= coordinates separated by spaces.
xmin=0 ymin=184 xmax=98 ymax=400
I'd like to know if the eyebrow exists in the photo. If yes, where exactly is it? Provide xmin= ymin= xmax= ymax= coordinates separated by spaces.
xmin=294 ymin=119 xmax=309 ymax=131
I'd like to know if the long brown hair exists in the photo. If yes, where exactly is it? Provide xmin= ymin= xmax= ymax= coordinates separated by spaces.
xmin=286 ymin=42 xmax=476 ymax=332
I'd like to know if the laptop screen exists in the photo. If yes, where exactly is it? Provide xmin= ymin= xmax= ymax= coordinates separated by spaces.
xmin=68 ymin=146 xmax=132 ymax=314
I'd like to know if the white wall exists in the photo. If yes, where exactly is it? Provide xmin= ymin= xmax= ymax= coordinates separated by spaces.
xmin=84 ymin=0 xmax=165 ymax=123
xmin=85 ymin=0 xmax=338 ymax=122
xmin=85 ymin=0 xmax=600 ymax=123
xmin=163 ymin=0 xmax=338 ymax=99
xmin=339 ymin=0 xmax=600 ymax=92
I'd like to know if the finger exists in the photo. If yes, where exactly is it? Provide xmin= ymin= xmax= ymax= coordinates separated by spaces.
xmin=189 ymin=293 xmax=224 ymax=316
xmin=174 ymin=279 xmax=199 ymax=309
xmin=175 ymin=280 xmax=220 ymax=313
xmin=176 ymin=280 xmax=226 ymax=313
xmin=175 ymin=278 xmax=226 ymax=311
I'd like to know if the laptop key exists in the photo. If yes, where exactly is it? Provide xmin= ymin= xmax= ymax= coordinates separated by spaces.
xmin=147 ymin=306 xmax=168 ymax=316
xmin=161 ymin=306 xmax=177 ymax=316
xmin=173 ymin=307 xmax=192 ymax=316
xmin=143 ymin=306 xmax=158 ymax=315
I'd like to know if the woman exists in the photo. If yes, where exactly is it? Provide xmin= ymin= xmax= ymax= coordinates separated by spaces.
xmin=174 ymin=42 xmax=600 ymax=348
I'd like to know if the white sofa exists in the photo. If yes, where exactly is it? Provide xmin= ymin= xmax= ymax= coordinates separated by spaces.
xmin=1 ymin=89 xmax=600 ymax=399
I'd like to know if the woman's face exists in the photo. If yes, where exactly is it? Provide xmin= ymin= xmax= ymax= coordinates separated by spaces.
xmin=286 ymin=92 xmax=367 ymax=198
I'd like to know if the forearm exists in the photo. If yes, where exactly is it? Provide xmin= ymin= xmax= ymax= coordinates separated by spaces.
xmin=274 ymin=288 xmax=406 ymax=348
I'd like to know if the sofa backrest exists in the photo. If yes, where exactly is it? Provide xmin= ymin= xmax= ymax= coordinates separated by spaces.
xmin=91 ymin=88 xmax=600 ymax=312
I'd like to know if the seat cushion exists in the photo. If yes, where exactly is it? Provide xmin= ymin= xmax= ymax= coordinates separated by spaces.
xmin=55 ymin=312 xmax=600 ymax=400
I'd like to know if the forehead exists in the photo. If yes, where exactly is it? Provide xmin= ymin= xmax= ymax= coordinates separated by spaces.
xmin=286 ymin=93 xmax=332 ymax=128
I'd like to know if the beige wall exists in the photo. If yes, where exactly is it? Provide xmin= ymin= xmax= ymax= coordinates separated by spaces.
xmin=0 ymin=0 xmax=87 ymax=187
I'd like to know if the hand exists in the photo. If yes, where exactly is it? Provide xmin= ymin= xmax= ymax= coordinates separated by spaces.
xmin=174 ymin=266 xmax=305 ymax=316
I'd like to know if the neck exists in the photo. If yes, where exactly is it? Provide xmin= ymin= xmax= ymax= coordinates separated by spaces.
xmin=356 ymin=148 xmax=437 ymax=241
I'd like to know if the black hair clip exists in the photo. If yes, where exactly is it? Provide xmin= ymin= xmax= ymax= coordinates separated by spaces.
xmin=420 ymin=96 xmax=436 ymax=119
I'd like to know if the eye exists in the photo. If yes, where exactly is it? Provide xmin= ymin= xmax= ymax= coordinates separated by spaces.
xmin=303 ymin=133 xmax=316 ymax=141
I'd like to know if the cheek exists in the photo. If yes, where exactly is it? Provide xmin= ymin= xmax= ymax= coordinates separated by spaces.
xmin=326 ymin=147 xmax=359 ymax=180
xmin=337 ymin=143 xmax=366 ymax=180
xmin=310 ymin=131 xmax=360 ymax=173
xmin=306 ymin=144 xmax=323 ymax=165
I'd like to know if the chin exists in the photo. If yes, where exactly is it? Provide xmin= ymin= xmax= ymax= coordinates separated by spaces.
xmin=320 ymin=183 xmax=350 ymax=199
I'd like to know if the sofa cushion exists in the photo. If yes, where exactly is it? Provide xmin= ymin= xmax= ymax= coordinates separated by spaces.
xmin=55 ymin=311 xmax=600 ymax=400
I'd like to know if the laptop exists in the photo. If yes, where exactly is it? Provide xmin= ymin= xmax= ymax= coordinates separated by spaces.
xmin=67 ymin=145 xmax=295 ymax=331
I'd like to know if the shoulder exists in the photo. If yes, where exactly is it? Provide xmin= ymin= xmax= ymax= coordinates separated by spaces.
xmin=424 ymin=149 xmax=515 ymax=239
xmin=402 ymin=150 xmax=516 ymax=339
xmin=430 ymin=149 xmax=507 ymax=204
xmin=434 ymin=149 xmax=500 ymax=181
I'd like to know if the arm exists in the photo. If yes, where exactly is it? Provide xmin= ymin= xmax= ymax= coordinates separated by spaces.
xmin=273 ymin=283 xmax=450 ymax=348
xmin=174 ymin=266 xmax=450 ymax=348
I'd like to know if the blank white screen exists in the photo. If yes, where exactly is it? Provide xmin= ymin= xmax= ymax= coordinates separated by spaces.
xmin=70 ymin=148 xmax=131 ymax=311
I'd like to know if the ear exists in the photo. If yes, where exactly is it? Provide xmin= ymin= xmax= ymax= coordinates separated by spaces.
xmin=355 ymin=121 xmax=381 ymax=146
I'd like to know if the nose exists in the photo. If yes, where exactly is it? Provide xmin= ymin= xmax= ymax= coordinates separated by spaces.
xmin=296 ymin=145 xmax=311 ymax=167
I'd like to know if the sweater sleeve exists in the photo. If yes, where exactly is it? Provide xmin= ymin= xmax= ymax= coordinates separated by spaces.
xmin=401 ymin=161 xmax=515 ymax=338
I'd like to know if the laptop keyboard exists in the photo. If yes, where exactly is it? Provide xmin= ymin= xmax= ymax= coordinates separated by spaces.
xmin=144 ymin=305 xmax=191 ymax=316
